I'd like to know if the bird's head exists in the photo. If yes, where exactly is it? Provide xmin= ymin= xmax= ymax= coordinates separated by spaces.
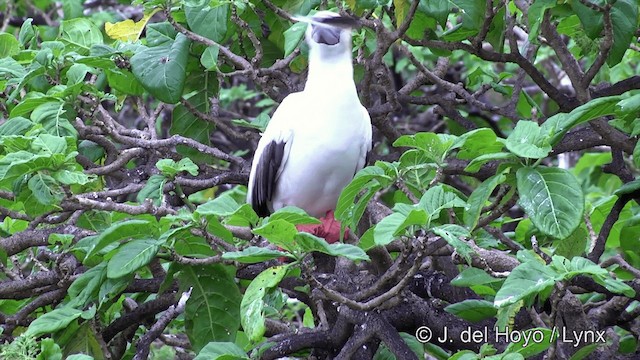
xmin=296 ymin=11 xmax=359 ymax=57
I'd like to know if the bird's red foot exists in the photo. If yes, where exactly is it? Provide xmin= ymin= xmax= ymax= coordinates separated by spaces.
xmin=296 ymin=210 xmax=348 ymax=244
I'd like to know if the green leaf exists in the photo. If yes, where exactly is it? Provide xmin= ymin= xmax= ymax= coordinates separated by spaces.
xmin=542 ymin=96 xmax=621 ymax=146
xmin=455 ymin=128 xmax=503 ymax=160
xmin=130 ymin=32 xmax=190 ymax=104
xmin=374 ymin=209 xmax=428 ymax=246
xmin=444 ymin=299 xmax=497 ymax=322
xmin=200 ymin=45 xmax=220 ymax=70
xmin=59 ymin=18 xmax=104 ymax=55
xmin=418 ymin=185 xmax=466 ymax=221
xmin=26 ymin=306 xmax=83 ymax=337
xmin=0 ymin=117 xmax=34 ymax=136
xmin=171 ymin=90 xmax=216 ymax=162
xmin=527 ymin=0 xmax=556 ymax=41
xmin=31 ymin=101 xmax=77 ymax=137
xmin=336 ymin=166 xmax=391 ymax=230
xmin=18 ymin=18 xmax=35 ymax=47
xmin=252 ymin=219 xmax=298 ymax=252
xmin=418 ymin=0 xmax=450 ymax=28
xmin=393 ymin=132 xmax=453 ymax=164
xmin=196 ymin=191 xmax=259 ymax=227
xmin=616 ymin=93 xmax=640 ymax=116
xmin=136 ymin=174 xmax=166 ymax=206
xmin=107 ymin=238 xmax=162 ymax=278
xmin=432 ymin=224 xmax=474 ymax=263
xmin=607 ymin=0 xmax=638 ymax=66
xmin=516 ymin=166 xmax=584 ymax=239
xmin=451 ymin=0 xmax=485 ymax=31
xmin=495 ymin=255 xmax=634 ymax=308
xmin=451 ymin=267 xmax=502 ymax=287
xmin=185 ymin=3 xmax=229 ymax=42
xmin=0 ymin=33 xmax=20 ymax=58
xmin=241 ymin=265 xmax=289 ymax=342
xmin=53 ymin=169 xmax=95 ymax=185
xmin=37 ymin=338 xmax=63 ymax=360
xmin=505 ymin=121 xmax=551 ymax=159
xmin=66 ymin=355 xmax=95 ymax=360
xmin=28 ymin=173 xmax=63 ymax=205
xmin=194 ymin=342 xmax=249 ymax=360
xmin=295 ymin=232 xmax=370 ymax=261
xmin=494 ymin=257 xmax=556 ymax=307
xmin=62 ymin=0 xmax=84 ymax=19
xmin=503 ymin=328 xmax=555 ymax=358
xmin=67 ymin=263 xmax=107 ymax=308
xmin=464 ymin=171 xmax=508 ymax=229
xmin=179 ymin=264 xmax=242 ymax=352
xmin=284 ymin=22 xmax=306 ymax=57
xmin=66 ymin=63 xmax=92 ymax=85
xmin=156 ymin=158 xmax=199 ymax=177
xmin=465 ymin=152 xmax=518 ymax=173
xmin=267 ymin=206 xmax=321 ymax=225
xmin=222 ymin=247 xmax=292 ymax=263
xmin=81 ymin=219 xmax=153 ymax=260
xmin=571 ymin=0 xmax=603 ymax=39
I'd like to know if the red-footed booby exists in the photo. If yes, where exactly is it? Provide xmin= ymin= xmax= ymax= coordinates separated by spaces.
xmin=247 ymin=11 xmax=372 ymax=239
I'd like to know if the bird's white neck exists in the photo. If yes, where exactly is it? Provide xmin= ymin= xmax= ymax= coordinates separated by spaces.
xmin=304 ymin=49 xmax=357 ymax=99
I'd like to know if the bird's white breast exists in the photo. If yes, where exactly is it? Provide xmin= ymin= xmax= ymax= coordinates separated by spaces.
xmin=271 ymin=93 xmax=369 ymax=217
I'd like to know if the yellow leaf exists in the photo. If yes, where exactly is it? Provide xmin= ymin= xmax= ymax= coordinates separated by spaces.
xmin=394 ymin=0 xmax=410 ymax=26
xmin=105 ymin=10 xmax=159 ymax=41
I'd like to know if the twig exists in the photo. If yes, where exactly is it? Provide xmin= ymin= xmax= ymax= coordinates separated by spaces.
xmin=133 ymin=289 xmax=191 ymax=360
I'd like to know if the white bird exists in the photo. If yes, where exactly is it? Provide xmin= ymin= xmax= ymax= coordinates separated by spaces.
xmin=247 ymin=11 xmax=372 ymax=222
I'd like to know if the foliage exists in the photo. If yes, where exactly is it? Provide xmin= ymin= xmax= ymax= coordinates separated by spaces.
xmin=0 ymin=0 xmax=640 ymax=359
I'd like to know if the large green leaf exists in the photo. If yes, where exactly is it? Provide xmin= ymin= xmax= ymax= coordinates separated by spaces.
xmin=252 ymin=219 xmax=298 ymax=253
xmin=571 ymin=0 xmax=603 ymax=39
xmin=0 ymin=33 xmax=20 ymax=58
xmin=30 ymin=101 xmax=78 ymax=138
xmin=67 ymin=263 xmax=107 ymax=308
xmin=444 ymin=299 xmax=497 ymax=322
xmin=241 ymin=265 xmax=288 ymax=342
xmin=393 ymin=132 xmax=454 ymax=164
xmin=170 ymin=90 xmax=215 ymax=162
xmin=283 ymin=22 xmax=306 ymax=57
xmin=194 ymin=342 xmax=249 ymax=360
xmin=608 ymin=0 xmax=638 ymax=66
xmin=59 ymin=18 xmax=103 ymax=55
xmin=295 ymin=232 xmax=370 ymax=261
xmin=185 ymin=3 xmax=229 ymax=42
xmin=130 ymin=31 xmax=190 ymax=104
xmin=26 ymin=306 xmax=84 ymax=337
xmin=464 ymin=171 xmax=508 ymax=229
xmin=505 ymin=121 xmax=551 ymax=159
xmin=503 ymin=328 xmax=555 ymax=358
xmin=432 ymin=224 xmax=474 ymax=263
xmin=106 ymin=238 xmax=162 ymax=278
xmin=418 ymin=185 xmax=466 ymax=221
xmin=336 ymin=166 xmax=392 ymax=229
xmin=28 ymin=172 xmax=63 ymax=206
xmin=373 ymin=209 xmax=428 ymax=246
xmin=495 ymin=255 xmax=634 ymax=308
xmin=81 ymin=219 xmax=153 ymax=260
xmin=222 ymin=247 xmax=292 ymax=263
xmin=455 ymin=128 xmax=503 ymax=160
xmin=516 ymin=166 xmax=584 ymax=239
xmin=541 ymin=96 xmax=621 ymax=146
xmin=179 ymin=264 xmax=242 ymax=352
xmin=419 ymin=0 xmax=450 ymax=28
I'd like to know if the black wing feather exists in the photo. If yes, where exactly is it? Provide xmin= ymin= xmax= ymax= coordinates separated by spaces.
xmin=315 ymin=15 xmax=360 ymax=29
xmin=251 ymin=141 xmax=286 ymax=217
